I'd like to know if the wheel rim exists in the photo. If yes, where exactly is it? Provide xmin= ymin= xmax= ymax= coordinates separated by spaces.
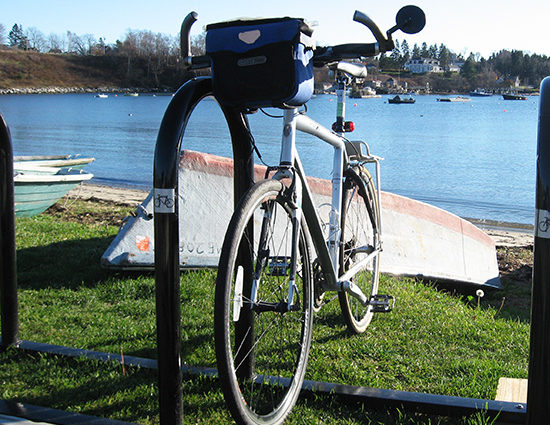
xmin=341 ymin=178 xmax=379 ymax=331
xmin=222 ymin=189 xmax=312 ymax=421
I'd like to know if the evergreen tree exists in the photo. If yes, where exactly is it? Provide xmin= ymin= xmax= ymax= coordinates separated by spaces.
xmin=428 ymin=44 xmax=438 ymax=59
xmin=412 ymin=43 xmax=420 ymax=58
xmin=390 ymin=39 xmax=401 ymax=62
xmin=401 ymin=40 xmax=410 ymax=61
xmin=420 ymin=42 xmax=429 ymax=57
xmin=460 ymin=53 xmax=479 ymax=79
xmin=8 ymin=24 xmax=28 ymax=49
xmin=438 ymin=43 xmax=451 ymax=68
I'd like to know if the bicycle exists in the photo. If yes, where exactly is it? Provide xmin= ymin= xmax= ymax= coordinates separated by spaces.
xmin=182 ymin=6 xmax=425 ymax=424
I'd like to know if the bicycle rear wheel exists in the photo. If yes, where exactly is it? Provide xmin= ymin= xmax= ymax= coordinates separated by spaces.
xmin=338 ymin=166 xmax=381 ymax=334
xmin=215 ymin=179 xmax=313 ymax=425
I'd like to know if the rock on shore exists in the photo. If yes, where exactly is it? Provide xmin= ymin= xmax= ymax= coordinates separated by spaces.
xmin=0 ymin=87 xmax=133 ymax=95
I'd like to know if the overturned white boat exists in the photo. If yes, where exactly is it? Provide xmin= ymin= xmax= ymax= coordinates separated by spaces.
xmin=101 ymin=150 xmax=500 ymax=288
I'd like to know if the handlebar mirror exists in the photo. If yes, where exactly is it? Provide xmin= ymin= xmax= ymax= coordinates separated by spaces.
xmin=390 ymin=5 xmax=425 ymax=35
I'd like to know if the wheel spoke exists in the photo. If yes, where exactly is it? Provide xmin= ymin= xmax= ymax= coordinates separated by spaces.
xmin=215 ymin=181 xmax=313 ymax=423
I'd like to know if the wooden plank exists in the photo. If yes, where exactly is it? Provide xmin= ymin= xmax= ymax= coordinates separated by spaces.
xmin=495 ymin=377 xmax=528 ymax=403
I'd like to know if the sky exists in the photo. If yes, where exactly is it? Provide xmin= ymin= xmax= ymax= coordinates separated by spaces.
xmin=3 ymin=0 xmax=550 ymax=58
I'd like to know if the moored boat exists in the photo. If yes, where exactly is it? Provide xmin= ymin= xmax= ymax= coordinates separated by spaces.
xmin=14 ymin=166 xmax=93 ymax=217
xmin=437 ymin=96 xmax=471 ymax=102
xmin=349 ymin=86 xmax=381 ymax=98
xmin=14 ymin=154 xmax=95 ymax=170
xmin=470 ymin=89 xmax=492 ymax=97
xmin=388 ymin=95 xmax=415 ymax=104
xmin=502 ymin=93 xmax=527 ymax=100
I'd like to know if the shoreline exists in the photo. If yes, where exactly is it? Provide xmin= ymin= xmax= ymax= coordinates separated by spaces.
xmin=68 ymin=183 xmax=534 ymax=248
xmin=0 ymin=87 xmax=168 ymax=95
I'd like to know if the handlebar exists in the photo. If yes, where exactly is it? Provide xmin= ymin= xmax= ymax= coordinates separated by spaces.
xmin=181 ymin=12 xmax=198 ymax=64
xmin=352 ymin=11 xmax=393 ymax=52
xmin=180 ymin=6 xmax=424 ymax=69
xmin=312 ymin=42 xmax=385 ymax=66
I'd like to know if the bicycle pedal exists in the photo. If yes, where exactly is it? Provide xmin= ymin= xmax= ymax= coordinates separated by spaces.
xmin=267 ymin=256 xmax=291 ymax=276
xmin=369 ymin=294 xmax=395 ymax=313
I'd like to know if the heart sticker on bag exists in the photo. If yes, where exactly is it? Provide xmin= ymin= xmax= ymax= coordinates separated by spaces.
xmin=238 ymin=30 xmax=261 ymax=44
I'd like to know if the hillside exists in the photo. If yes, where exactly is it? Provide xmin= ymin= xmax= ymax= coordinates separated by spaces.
xmin=0 ymin=48 xmax=126 ymax=92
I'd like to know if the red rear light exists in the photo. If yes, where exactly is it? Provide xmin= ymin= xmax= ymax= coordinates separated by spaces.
xmin=331 ymin=121 xmax=355 ymax=133
xmin=345 ymin=121 xmax=355 ymax=132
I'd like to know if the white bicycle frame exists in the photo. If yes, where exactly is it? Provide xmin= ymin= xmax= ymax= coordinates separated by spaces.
xmin=273 ymin=107 xmax=381 ymax=305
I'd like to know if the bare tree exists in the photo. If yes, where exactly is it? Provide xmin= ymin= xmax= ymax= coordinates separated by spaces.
xmin=47 ymin=33 xmax=66 ymax=52
xmin=25 ymin=27 xmax=46 ymax=51
xmin=81 ymin=33 xmax=97 ymax=55
xmin=121 ymin=30 xmax=139 ymax=77
xmin=67 ymin=31 xmax=89 ymax=55
xmin=190 ymin=32 xmax=205 ymax=56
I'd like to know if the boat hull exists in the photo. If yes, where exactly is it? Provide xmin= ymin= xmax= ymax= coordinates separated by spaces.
xmin=503 ymin=94 xmax=527 ymax=100
xmin=14 ymin=155 xmax=95 ymax=169
xmin=14 ymin=167 xmax=93 ymax=217
xmin=102 ymin=150 xmax=500 ymax=289
xmin=437 ymin=97 xmax=471 ymax=102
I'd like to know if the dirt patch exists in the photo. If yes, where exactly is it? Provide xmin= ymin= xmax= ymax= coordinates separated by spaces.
xmin=46 ymin=199 xmax=135 ymax=228
xmin=497 ymin=245 xmax=533 ymax=282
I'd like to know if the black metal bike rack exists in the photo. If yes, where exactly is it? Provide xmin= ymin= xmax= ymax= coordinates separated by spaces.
xmin=0 ymin=112 xmax=18 ymax=349
xmin=527 ymin=75 xmax=550 ymax=424
xmin=152 ymin=76 xmax=255 ymax=424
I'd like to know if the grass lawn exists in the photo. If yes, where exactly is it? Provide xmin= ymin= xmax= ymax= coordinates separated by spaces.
xmin=0 ymin=198 xmax=532 ymax=424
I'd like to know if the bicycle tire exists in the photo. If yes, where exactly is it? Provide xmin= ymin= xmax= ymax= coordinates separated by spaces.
xmin=338 ymin=166 xmax=381 ymax=334
xmin=215 ymin=179 xmax=313 ymax=425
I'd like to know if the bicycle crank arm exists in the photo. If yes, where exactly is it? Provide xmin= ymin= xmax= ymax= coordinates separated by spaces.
xmin=340 ymin=280 xmax=368 ymax=306
xmin=340 ymin=282 xmax=396 ymax=312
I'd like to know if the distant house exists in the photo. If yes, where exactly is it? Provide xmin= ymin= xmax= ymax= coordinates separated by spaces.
xmin=404 ymin=58 xmax=443 ymax=74
xmin=446 ymin=63 xmax=462 ymax=73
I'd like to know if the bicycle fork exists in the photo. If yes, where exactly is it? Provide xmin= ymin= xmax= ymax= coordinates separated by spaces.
xmin=246 ymin=192 xmax=302 ymax=314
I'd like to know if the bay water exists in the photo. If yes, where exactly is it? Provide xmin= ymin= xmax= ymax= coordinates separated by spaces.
xmin=0 ymin=92 xmax=539 ymax=225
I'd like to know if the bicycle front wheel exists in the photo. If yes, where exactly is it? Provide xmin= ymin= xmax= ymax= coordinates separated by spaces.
xmin=215 ymin=179 xmax=313 ymax=425
xmin=338 ymin=166 xmax=381 ymax=334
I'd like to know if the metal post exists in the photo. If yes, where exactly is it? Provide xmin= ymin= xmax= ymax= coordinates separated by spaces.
xmin=527 ymin=76 xmax=550 ymax=423
xmin=153 ymin=76 xmax=254 ymax=424
xmin=0 ymin=113 xmax=19 ymax=348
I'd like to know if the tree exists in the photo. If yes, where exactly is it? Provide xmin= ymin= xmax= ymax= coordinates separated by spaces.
xmin=47 ymin=33 xmax=66 ymax=52
xmin=0 ymin=23 xmax=6 ymax=45
xmin=428 ymin=44 xmax=438 ymax=59
xmin=25 ymin=27 xmax=46 ymax=51
xmin=438 ymin=43 xmax=451 ymax=69
xmin=390 ymin=39 xmax=401 ymax=62
xmin=460 ymin=53 xmax=479 ymax=80
xmin=121 ymin=30 xmax=139 ymax=78
xmin=190 ymin=32 xmax=206 ymax=56
xmin=411 ymin=43 xmax=420 ymax=58
xmin=401 ymin=40 xmax=410 ymax=62
xmin=420 ymin=42 xmax=428 ymax=58
xmin=8 ymin=24 xmax=28 ymax=49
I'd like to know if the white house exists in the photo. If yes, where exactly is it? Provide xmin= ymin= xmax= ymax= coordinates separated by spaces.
xmin=404 ymin=58 xmax=443 ymax=74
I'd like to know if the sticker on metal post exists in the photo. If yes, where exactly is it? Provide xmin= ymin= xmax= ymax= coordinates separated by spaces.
xmin=536 ymin=208 xmax=550 ymax=239
xmin=154 ymin=188 xmax=176 ymax=213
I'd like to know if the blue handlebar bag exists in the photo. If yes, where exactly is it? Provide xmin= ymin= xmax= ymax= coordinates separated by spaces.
xmin=206 ymin=17 xmax=314 ymax=109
